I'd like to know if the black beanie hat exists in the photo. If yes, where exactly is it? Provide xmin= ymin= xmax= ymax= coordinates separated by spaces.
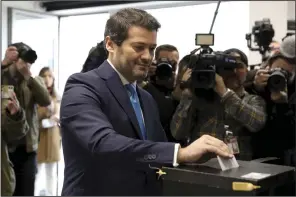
xmin=223 ymin=48 xmax=248 ymax=67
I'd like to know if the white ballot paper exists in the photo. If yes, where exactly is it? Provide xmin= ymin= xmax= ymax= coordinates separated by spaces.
xmin=217 ymin=155 xmax=239 ymax=171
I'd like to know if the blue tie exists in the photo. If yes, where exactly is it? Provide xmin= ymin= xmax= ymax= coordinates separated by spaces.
xmin=125 ymin=84 xmax=146 ymax=140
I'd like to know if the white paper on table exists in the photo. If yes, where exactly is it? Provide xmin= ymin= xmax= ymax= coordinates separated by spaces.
xmin=241 ymin=172 xmax=271 ymax=180
xmin=217 ymin=155 xmax=239 ymax=171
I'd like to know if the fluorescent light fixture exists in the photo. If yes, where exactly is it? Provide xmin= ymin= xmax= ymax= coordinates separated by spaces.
xmin=49 ymin=1 xmax=217 ymax=16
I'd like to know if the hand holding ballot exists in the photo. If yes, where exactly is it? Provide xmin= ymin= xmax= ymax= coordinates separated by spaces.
xmin=177 ymin=134 xmax=233 ymax=163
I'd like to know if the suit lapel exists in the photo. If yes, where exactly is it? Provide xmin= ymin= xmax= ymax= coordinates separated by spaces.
xmin=97 ymin=61 xmax=143 ymax=139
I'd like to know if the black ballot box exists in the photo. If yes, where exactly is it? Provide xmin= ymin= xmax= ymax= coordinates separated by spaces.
xmin=161 ymin=158 xmax=295 ymax=196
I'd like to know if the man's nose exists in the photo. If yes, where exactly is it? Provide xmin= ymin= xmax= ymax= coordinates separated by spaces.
xmin=141 ymin=49 xmax=153 ymax=62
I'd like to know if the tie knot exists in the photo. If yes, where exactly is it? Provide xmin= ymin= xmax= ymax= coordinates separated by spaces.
xmin=125 ymin=84 xmax=136 ymax=97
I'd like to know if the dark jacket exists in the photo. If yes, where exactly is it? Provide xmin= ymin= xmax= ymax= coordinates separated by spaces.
xmin=143 ymin=82 xmax=179 ymax=142
xmin=245 ymin=69 xmax=295 ymax=163
xmin=60 ymin=61 xmax=175 ymax=196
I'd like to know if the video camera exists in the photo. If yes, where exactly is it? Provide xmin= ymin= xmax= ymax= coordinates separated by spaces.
xmin=154 ymin=58 xmax=174 ymax=80
xmin=246 ymin=18 xmax=275 ymax=62
xmin=185 ymin=1 xmax=240 ymax=90
xmin=188 ymin=34 xmax=239 ymax=89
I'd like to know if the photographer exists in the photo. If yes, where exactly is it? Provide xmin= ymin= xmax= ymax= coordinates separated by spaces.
xmin=246 ymin=35 xmax=295 ymax=166
xmin=143 ymin=44 xmax=180 ymax=142
xmin=171 ymin=48 xmax=267 ymax=161
xmin=1 ymin=43 xmax=51 ymax=196
xmin=81 ymin=41 xmax=108 ymax=73
xmin=172 ymin=54 xmax=192 ymax=101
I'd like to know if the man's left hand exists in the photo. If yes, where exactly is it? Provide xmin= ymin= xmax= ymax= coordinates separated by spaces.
xmin=15 ymin=59 xmax=32 ymax=80
xmin=214 ymin=73 xmax=227 ymax=97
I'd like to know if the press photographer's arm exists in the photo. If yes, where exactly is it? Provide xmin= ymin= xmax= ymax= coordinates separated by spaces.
xmin=27 ymin=75 xmax=51 ymax=107
xmin=170 ymin=88 xmax=195 ymax=141
xmin=215 ymin=73 xmax=266 ymax=132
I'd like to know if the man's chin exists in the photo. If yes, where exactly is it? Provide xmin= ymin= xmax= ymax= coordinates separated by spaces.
xmin=134 ymin=73 xmax=146 ymax=81
xmin=134 ymin=71 xmax=147 ymax=80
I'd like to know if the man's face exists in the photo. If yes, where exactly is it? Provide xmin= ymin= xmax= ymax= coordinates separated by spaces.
xmin=157 ymin=50 xmax=179 ymax=72
xmin=106 ymin=26 xmax=157 ymax=82
xmin=148 ymin=50 xmax=179 ymax=77
xmin=154 ymin=50 xmax=179 ymax=89
xmin=269 ymin=41 xmax=281 ymax=55
xmin=220 ymin=53 xmax=248 ymax=91
xmin=270 ymin=57 xmax=296 ymax=84
xmin=12 ymin=58 xmax=32 ymax=79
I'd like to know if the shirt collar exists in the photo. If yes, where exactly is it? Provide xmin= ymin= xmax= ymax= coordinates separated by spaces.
xmin=107 ymin=59 xmax=137 ymax=88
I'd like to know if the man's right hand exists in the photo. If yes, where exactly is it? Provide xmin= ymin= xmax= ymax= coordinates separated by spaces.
xmin=177 ymin=135 xmax=233 ymax=163
xmin=181 ymin=68 xmax=192 ymax=82
xmin=253 ymin=69 xmax=270 ymax=91
xmin=2 ymin=46 xmax=18 ymax=66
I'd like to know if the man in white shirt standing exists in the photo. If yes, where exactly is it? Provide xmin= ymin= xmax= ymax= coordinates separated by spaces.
xmin=60 ymin=8 xmax=232 ymax=196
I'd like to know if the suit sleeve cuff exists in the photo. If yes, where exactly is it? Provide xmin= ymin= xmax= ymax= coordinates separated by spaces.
xmin=173 ymin=143 xmax=180 ymax=167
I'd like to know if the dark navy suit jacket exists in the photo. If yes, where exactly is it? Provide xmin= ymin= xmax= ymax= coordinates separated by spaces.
xmin=60 ymin=61 xmax=175 ymax=196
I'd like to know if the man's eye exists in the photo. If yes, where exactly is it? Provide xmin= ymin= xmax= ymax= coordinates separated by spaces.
xmin=134 ymin=46 xmax=144 ymax=51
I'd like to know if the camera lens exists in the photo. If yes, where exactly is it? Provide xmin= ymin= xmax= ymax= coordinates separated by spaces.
xmin=268 ymin=70 xmax=287 ymax=92
xmin=155 ymin=62 xmax=172 ymax=79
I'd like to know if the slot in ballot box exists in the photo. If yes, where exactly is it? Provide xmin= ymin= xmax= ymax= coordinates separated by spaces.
xmin=161 ymin=158 xmax=295 ymax=196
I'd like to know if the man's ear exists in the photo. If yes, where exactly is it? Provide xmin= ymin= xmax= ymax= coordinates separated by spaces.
xmin=105 ymin=36 xmax=115 ymax=53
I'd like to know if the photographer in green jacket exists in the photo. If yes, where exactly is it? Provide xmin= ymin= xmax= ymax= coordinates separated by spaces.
xmin=1 ymin=43 xmax=51 ymax=196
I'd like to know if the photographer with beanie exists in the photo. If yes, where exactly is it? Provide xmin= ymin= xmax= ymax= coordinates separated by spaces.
xmin=249 ymin=35 xmax=295 ymax=169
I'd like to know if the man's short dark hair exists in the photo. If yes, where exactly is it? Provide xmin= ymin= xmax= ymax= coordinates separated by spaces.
xmin=81 ymin=41 xmax=108 ymax=73
xmin=104 ymin=8 xmax=161 ymax=47
xmin=155 ymin=44 xmax=178 ymax=60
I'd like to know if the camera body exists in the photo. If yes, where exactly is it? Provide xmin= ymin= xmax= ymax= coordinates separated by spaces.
xmin=18 ymin=45 xmax=37 ymax=64
xmin=154 ymin=57 xmax=174 ymax=80
xmin=267 ymin=68 xmax=289 ymax=92
xmin=188 ymin=34 xmax=239 ymax=89
xmin=11 ymin=42 xmax=37 ymax=64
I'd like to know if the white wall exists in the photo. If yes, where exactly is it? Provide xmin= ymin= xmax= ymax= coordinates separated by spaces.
xmin=2 ymin=5 xmax=8 ymax=58
xmin=248 ymin=1 xmax=289 ymax=65
xmin=2 ymin=1 xmax=294 ymax=63
xmin=287 ymin=1 xmax=295 ymax=20
xmin=1 ymin=1 xmax=46 ymax=58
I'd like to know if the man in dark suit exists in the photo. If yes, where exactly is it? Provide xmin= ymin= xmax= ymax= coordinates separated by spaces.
xmin=60 ymin=8 xmax=232 ymax=196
